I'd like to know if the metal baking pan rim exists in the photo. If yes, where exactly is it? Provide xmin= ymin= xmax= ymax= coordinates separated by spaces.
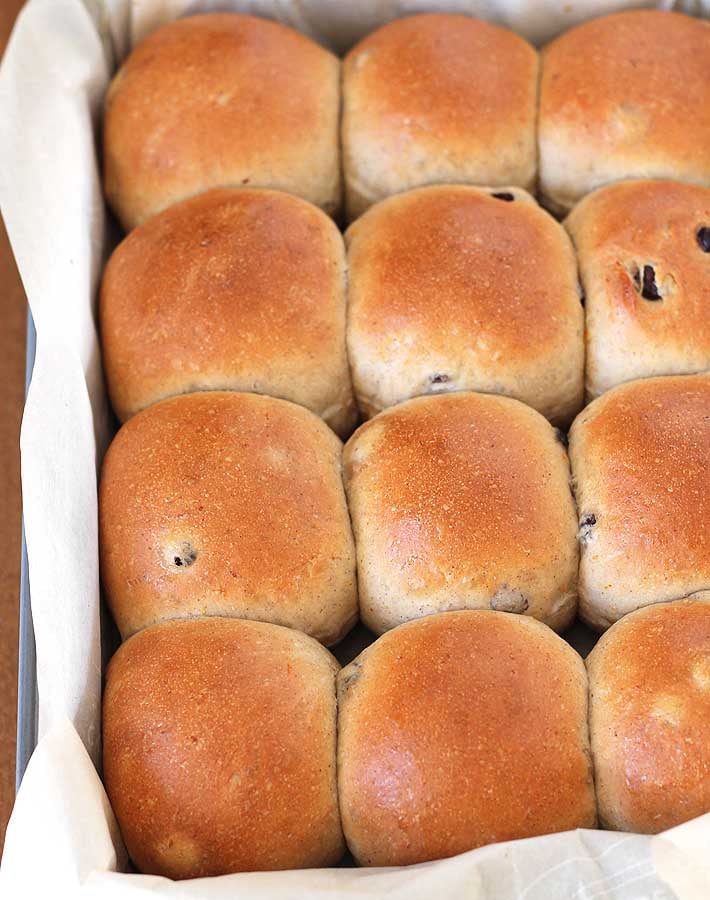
xmin=16 ymin=308 xmax=37 ymax=792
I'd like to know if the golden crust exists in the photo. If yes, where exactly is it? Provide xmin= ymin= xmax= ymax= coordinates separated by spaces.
xmin=104 ymin=14 xmax=341 ymax=230
xmin=99 ymin=392 xmax=357 ymax=644
xmin=103 ymin=617 xmax=344 ymax=877
xmin=540 ymin=11 xmax=710 ymax=214
xmin=565 ymin=180 xmax=710 ymax=400
xmin=587 ymin=599 xmax=710 ymax=833
xmin=345 ymin=185 xmax=584 ymax=426
xmin=569 ymin=374 xmax=710 ymax=630
xmin=343 ymin=393 xmax=578 ymax=634
xmin=100 ymin=188 xmax=355 ymax=435
xmin=342 ymin=14 xmax=538 ymax=220
xmin=337 ymin=611 xmax=596 ymax=867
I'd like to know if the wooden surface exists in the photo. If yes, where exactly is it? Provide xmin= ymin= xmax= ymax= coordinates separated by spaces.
xmin=0 ymin=0 xmax=29 ymax=854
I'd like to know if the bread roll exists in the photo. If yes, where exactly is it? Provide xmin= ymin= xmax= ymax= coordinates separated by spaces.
xmin=99 ymin=391 xmax=357 ymax=644
xmin=587 ymin=599 xmax=710 ymax=833
xmin=342 ymin=14 xmax=538 ymax=220
xmin=100 ymin=188 xmax=355 ymax=435
xmin=338 ymin=610 xmax=596 ymax=867
xmin=344 ymin=393 xmax=578 ymax=635
xmin=569 ymin=374 xmax=710 ymax=631
xmin=103 ymin=617 xmax=344 ymax=878
xmin=345 ymin=185 xmax=584 ymax=425
xmin=565 ymin=180 xmax=710 ymax=400
xmin=539 ymin=11 xmax=710 ymax=215
xmin=103 ymin=14 xmax=340 ymax=230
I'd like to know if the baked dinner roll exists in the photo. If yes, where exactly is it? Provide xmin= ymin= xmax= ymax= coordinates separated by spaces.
xmin=104 ymin=14 xmax=340 ymax=230
xmin=342 ymin=14 xmax=538 ymax=220
xmin=539 ymin=11 xmax=710 ymax=215
xmin=565 ymin=180 xmax=710 ymax=400
xmin=344 ymin=393 xmax=578 ymax=635
xmin=587 ymin=599 xmax=710 ymax=833
xmin=99 ymin=392 xmax=357 ymax=644
xmin=100 ymin=188 xmax=355 ymax=435
xmin=569 ymin=374 xmax=710 ymax=631
xmin=338 ymin=610 xmax=596 ymax=866
xmin=103 ymin=617 xmax=344 ymax=878
xmin=346 ymin=185 xmax=584 ymax=425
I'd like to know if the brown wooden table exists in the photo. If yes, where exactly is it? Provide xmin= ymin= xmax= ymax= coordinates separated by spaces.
xmin=0 ymin=0 xmax=29 ymax=854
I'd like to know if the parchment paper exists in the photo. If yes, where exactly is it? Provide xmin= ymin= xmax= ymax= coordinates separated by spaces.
xmin=0 ymin=1 xmax=709 ymax=896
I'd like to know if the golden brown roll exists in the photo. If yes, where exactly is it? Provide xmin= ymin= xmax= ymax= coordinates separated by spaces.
xmin=345 ymin=185 xmax=584 ymax=425
xmin=539 ymin=11 xmax=710 ymax=215
xmin=103 ymin=617 xmax=344 ymax=878
xmin=569 ymin=374 xmax=710 ymax=631
xmin=338 ymin=610 xmax=597 ymax=867
xmin=565 ymin=180 xmax=710 ymax=400
xmin=100 ymin=188 xmax=355 ymax=435
xmin=343 ymin=393 xmax=579 ymax=635
xmin=587 ymin=599 xmax=710 ymax=833
xmin=342 ymin=14 xmax=538 ymax=220
xmin=103 ymin=14 xmax=340 ymax=230
xmin=99 ymin=391 xmax=357 ymax=645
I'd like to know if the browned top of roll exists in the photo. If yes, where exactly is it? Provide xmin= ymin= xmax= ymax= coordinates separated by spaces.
xmin=587 ymin=599 xmax=710 ymax=832
xmin=104 ymin=14 xmax=340 ymax=229
xmin=343 ymin=14 xmax=537 ymax=162
xmin=337 ymin=611 xmax=596 ymax=867
xmin=103 ymin=617 xmax=343 ymax=877
xmin=100 ymin=188 xmax=353 ymax=432
xmin=569 ymin=374 xmax=710 ymax=599
xmin=347 ymin=185 xmax=579 ymax=364
xmin=541 ymin=11 xmax=710 ymax=187
xmin=99 ymin=392 xmax=356 ymax=644
xmin=567 ymin=180 xmax=710 ymax=293
xmin=344 ymin=393 xmax=578 ymax=623
xmin=566 ymin=179 xmax=710 ymax=396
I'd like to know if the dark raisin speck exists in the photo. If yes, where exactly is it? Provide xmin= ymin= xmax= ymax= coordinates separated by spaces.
xmin=339 ymin=661 xmax=362 ymax=695
xmin=430 ymin=373 xmax=450 ymax=384
xmin=641 ymin=265 xmax=662 ymax=301
xmin=492 ymin=192 xmax=515 ymax=202
xmin=697 ymin=227 xmax=710 ymax=253
xmin=579 ymin=514 xmax=597 ymax=543
xmin=173 ymin=542 xmax=197 ymax=568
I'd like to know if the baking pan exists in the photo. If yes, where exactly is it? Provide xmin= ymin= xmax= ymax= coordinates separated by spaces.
xmin=15 ymin=308 xmax=37 ymax=791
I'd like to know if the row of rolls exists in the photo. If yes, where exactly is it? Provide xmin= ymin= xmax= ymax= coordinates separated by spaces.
xmin=100 ymin=377 xmax=709 ymax=641
xmin=102 ymin=179 xmax=710 ymax=439
xmin=103 ymin=9 xmax=710 ymax=225
xmin=104 ymin=602 xmax=710 ymax=878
